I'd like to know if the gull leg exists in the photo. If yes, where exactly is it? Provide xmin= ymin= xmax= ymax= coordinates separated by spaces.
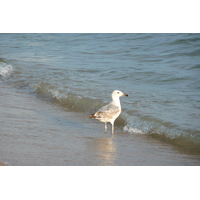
xmin=112 ymin=125 xmax=114 ymax=134
xmin=104 ymin=122 xmax=107 ymax=132
xmin=111 ymin=122 xmax=114 ymax=135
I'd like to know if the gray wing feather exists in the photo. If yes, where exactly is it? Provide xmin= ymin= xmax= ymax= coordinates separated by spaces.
xmin=94 ymin=103 xmax=120 ymax=119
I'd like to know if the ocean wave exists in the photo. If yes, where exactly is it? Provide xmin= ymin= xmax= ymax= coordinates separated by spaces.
xmin=188 ymin=49 xmax=200 ymax=57
xmin=170 ymin=35 xmax=200 ymax=45
xmin=0 ymin=63 xmax=13 ymax=77
xmin=33 ymin=82 xmax=104 ymax=113
xmin=32 ymin=81 xmax=200 ymax=154
xmin=123 ymin=116 xmax=200 ymax=154
xmin=123 ymin=126 xmax=144 ymax=134
xmin=191 ymin=64 xmax=200 ymax=69
xmin=1 ymin=33 xmax=200 ymax=156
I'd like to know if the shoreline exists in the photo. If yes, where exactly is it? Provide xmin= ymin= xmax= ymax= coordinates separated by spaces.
xmin=0 ymin=162 xmax=5 ymax=166
xmin=1 ymin=83 xmax=200 ymax=166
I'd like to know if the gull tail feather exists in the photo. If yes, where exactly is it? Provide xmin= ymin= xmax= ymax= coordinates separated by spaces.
xmin=88 ymin=114 xmax=96 ymax=118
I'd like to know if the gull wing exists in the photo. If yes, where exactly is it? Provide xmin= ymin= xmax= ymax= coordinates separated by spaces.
xmin=94 ymin=103 xmax=120 ymax=120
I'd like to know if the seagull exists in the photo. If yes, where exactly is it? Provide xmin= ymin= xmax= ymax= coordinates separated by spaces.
xmin=89 ymin=90 xmax=128 ymax=134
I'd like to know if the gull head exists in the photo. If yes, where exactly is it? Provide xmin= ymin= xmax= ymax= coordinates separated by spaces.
xmin=112 ymin=90 xmax=128 ymax=98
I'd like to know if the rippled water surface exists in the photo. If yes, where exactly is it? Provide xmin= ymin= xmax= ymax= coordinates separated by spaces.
xmin=1 ymin=33 xmax=200 ymax=153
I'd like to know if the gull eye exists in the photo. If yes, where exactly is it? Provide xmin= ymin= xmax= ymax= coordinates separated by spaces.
xmin=117 ymin=92 xmax=119 ymax=94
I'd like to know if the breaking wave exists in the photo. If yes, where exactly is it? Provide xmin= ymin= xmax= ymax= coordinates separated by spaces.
xmin=32 ymin=81 xmax=200 ymax=154
xmin=33 ymin=82 xmax=104 ymax=113
xmin=0 ymin=62 xmax=13 ymax=77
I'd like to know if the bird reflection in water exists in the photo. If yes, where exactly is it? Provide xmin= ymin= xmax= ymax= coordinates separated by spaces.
xmin=86 ymin=136 xmax=117 ymax=166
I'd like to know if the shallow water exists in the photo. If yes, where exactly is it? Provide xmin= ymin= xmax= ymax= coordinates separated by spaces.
xmin=1 ymin=84 xmax=200 ymax=165
xmin=0 ymin=33 xmax=200 ymax=158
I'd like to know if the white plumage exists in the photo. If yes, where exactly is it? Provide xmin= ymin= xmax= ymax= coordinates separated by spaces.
xmin=89 ymin=90 xmax=128 ymax=134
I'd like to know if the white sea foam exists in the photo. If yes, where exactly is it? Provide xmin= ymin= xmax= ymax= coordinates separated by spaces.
xmin=0 ymin=63 xmax=13 ymax=77
xmin=123 ymin=126 xmax=145 ymax=134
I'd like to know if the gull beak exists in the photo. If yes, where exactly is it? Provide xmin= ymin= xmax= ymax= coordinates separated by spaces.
xmin=123 ymin=93 xmax=128 ymax=97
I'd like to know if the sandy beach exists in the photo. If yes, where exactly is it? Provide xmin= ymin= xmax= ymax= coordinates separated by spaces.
xmin=0 ymin=83 xmax=200 ymax=166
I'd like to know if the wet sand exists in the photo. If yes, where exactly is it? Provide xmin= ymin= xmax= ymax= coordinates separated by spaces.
xmin=1 ymin=84 xmax=200 ymax=166
xmin=0 ymin=162 xmax=5 ymax=166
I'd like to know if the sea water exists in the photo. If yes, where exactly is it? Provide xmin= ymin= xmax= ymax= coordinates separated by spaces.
xmin=0 ymin=33 xmax=200 ymax=153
